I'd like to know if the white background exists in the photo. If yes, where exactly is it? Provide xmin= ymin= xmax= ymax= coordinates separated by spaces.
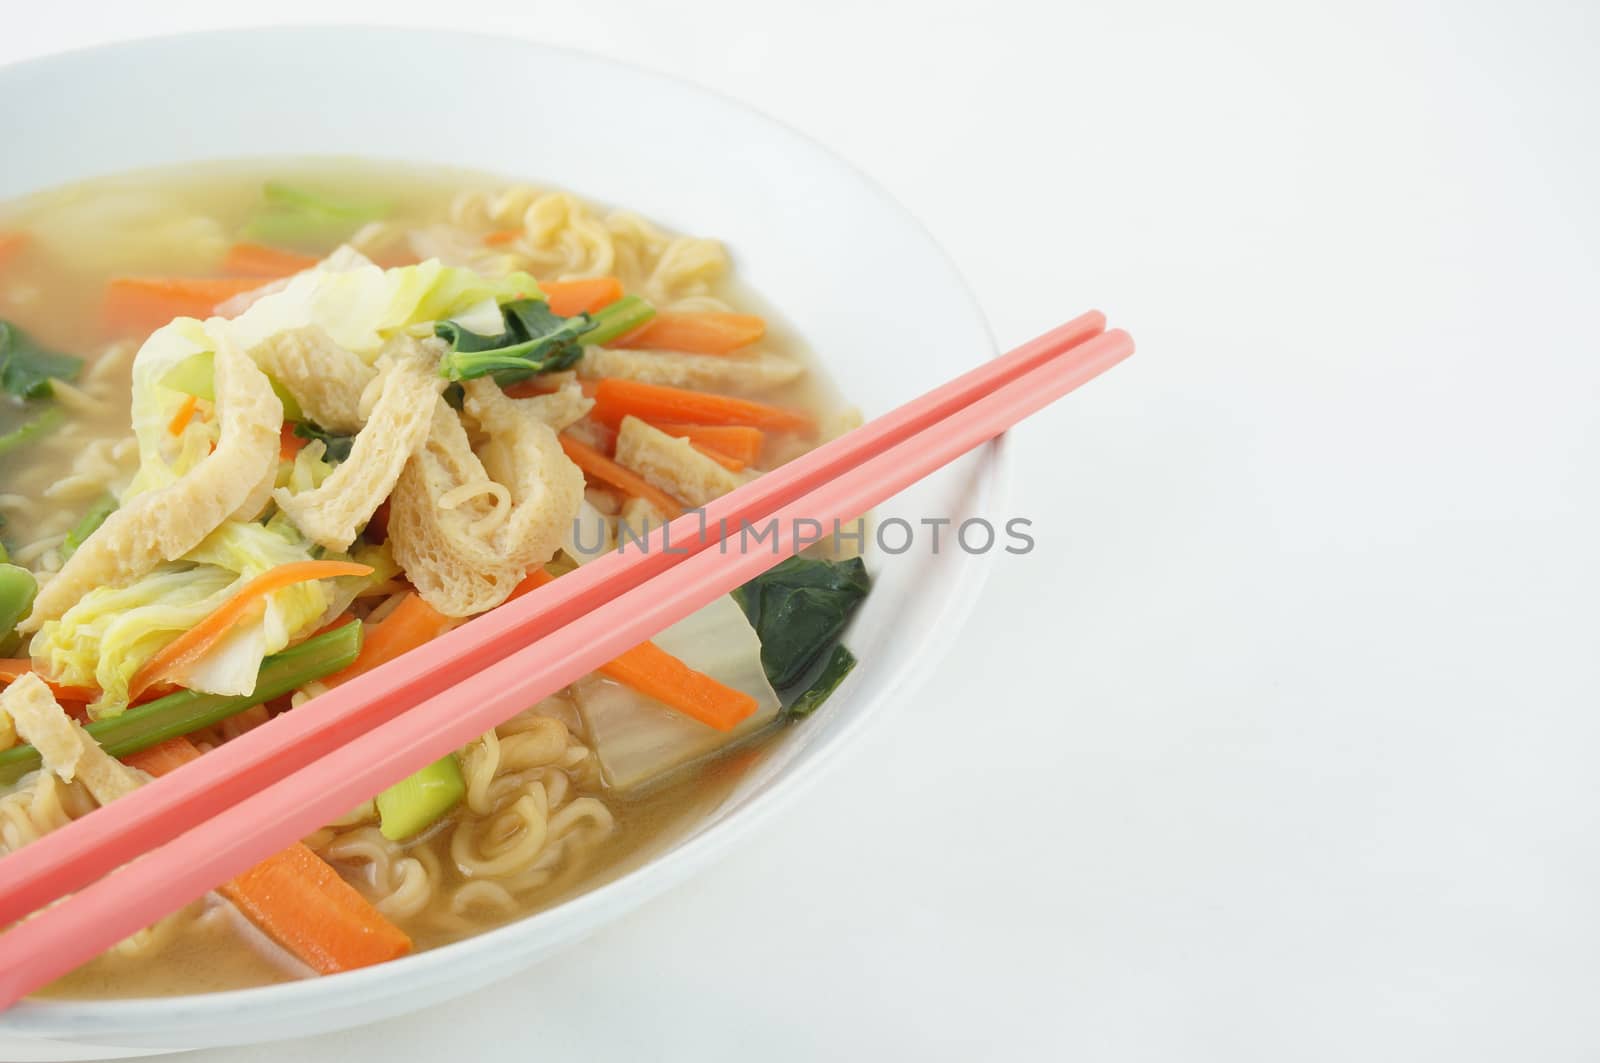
xmin=5 ymin=2 xmax=1598 ymax=1059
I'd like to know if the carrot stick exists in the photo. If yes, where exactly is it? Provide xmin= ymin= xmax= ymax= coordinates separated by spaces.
xmin=591 ymin=378 xmax=813 ymax=434
xmin=483 ymin=229 xmax=521 ymax=246
xmin=0 ymin=661 xmax=98 ymax=704
xmin=599 ymin=641 xmax=758 ymax=732
xmin=128 ymin=561 xmax=374 ymax=701
xmin=222 ymin=243 xmax=320 ymax=278
xmin=613 ymin=312 xmax=765 ymax=355
xmin=539 ymin=277 xmax=623 ymax=317
xmin=689 ymin=442 xmax=747 ymax=471
xmin=167 ymin=394 xmax=200 ymax=436
xmin=558 ymin=433 xmax=685 ymax=519
xmin=649 ymin=422 xmax=764 ymax=466
xmin=322 ymin=592 xmax=453 ymax=689
xmin=280 ymin=423 xmax=307 ymax=460
xmin=504 ymin=568 xmax=754 ymax=731
xmin=103 ymin=277 xmax=269 ymax=335
xmin=126 ymin=737 xmax=412 ymax=973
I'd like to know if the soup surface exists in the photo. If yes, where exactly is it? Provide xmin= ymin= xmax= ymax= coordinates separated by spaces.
xmin=0 ymin=161 xmax=867 ymax=997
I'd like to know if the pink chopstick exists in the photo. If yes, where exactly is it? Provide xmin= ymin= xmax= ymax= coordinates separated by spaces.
xmin=0 ymin=310 xmax=1107 ymax=930
xmin=0 ymin=320 xmax=1131 ymax=1006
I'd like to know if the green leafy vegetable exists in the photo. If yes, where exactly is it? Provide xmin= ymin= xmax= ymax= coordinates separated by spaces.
xmin=0 ymin=321 xmax=82 ymax=400
xmin=786 ymin=644 xmax=857 ymax=718
xmin=436 ymin=299 xmax=591 ymax=384
xmin=0 ymin=563 xmax=37 ymax=643
xmin=240 ymin=181 xmax=390 ymax=251
xmin=61 ymin=494 xmax=117 ymax=560
xmin=0 ymin=406 xmax=65 ymax=457
xmin=732 ymin=556 xmax=870 ymax=712
xmin=0 ymin=619 xmax=362 ymax=786
xmin=292 ymin=422 xmax=356 ymax=463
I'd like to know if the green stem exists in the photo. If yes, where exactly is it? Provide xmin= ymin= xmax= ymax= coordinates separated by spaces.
xmin=580 ymin=295 xmax=655 ymax=346
xmin=0 ymin=406 xmax=66 ymax=457
xmin=0 ymin=620 xmax=362 ymax=786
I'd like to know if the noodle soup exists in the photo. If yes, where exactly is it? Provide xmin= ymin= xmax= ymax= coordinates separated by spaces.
xmin=0 ymin=162 xmax=868 ymax=997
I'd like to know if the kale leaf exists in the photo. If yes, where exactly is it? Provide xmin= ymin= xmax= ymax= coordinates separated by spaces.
xmin=435 ymin=299 xmax=590 ymax=385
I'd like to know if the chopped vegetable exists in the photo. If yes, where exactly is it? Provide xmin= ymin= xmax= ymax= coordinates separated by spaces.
xmin=578 ymin=295 xmax=656 ymax=346
xmin=166 ymin=393 xmax=199 ymax=436
xmin=786 ymin=644 xmax=857 ymax=717
xmin=558 ymin=433 xmax=685 ymax=519
xmin=130 ymin=734 xmax=412 ymax=974
xmin=103 ymin=277 xmax=268 ymax=335
xmin=323 ymin=591 xmax=453 ymax=688
xmin=0 ymin=232 xmax=28 ymax=272
xmin=615 ymin=311 xmax=765 ymax=354
xmin=650 ymin=422 xmax=764 ymax=469
xmin=240 ymin=181 xmax=390 ymax=252
xmin=222 ymin=242 xmax=320 ymax=278
xmin=539 ymin=276 xmax=623 ymax=317
xmin=574 ymin=594 xmax=781 ymax=790
xmin=61 ymin=494 xmax=117 ymax=560
xmin=0 ymin=564 xmax=38 ymax=642
xmin=0 ymin=619 xmax=362 ymax=785
xmin=292 ymin=421 xmax=356 ymax=463
xmin=591 ymin=378 xmax=813 ymax=433
xmin=0 ymin=321 xmax=84 ymax=400
xmin=0 ymin=659 xmax=95 ymax=704
xmin=599 ymin=640 xmax=758 ymax=732
xmin=733 ymin=556 xmax=870 ymax=708
xmin=0 ymin=406 xmax=66 ymax=457
xmin=127 ymin=560 xmax=373 ymax=702
xmin=436 ymin=299 xmax=591 ymax=384
xmin=482 ymin=229 xmax=521 ymax=246
xmin=376 ymin=754 xmax=466 ymax=840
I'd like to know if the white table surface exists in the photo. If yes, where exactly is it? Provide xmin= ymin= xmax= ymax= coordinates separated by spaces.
xmin=6 ymin=2 xmax=1598 ymax=1059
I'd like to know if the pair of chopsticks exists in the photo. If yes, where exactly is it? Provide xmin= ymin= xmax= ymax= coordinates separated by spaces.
xmin=0 ymin=311 xmax=1132 ymax=1006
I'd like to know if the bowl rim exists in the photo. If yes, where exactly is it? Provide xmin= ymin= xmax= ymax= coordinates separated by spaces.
xmin=0 ymin=24 xmax=1007 ymax=1035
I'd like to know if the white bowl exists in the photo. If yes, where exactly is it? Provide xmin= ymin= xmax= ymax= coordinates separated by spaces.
xmin=0 ymin=28 xmax=1003 ymax=1059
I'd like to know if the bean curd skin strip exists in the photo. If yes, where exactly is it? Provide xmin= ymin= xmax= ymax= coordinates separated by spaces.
xmin=126 ymin=737 xmax=413 ymax=974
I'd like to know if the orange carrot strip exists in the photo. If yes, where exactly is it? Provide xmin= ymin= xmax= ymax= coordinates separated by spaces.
xmin=614 ymin=312 xmax=765 ymax=354
xmin=128 ymin=561 xmax=373 ymax=701
xmin=558 ymin=433 xmax=685 ymax=519
xmin=540 ymin=276 xmax=623 ymax=317
xmin=504 ymin=567 xmax=751 ymax=730
xmin=0 ymin=232 xmax=29 ymax=273
xmin=222 ymin=243 xmax=320 ymax=278
xmin=103 ymin=277 xmax=268 ymax=335
xmin=591 ymin=378 xmax=813 ymax=434
xmin=649 ymin=422 xmax=764 ymax=466
xmin=483 ymin=229 xmax=521 ymax=246
xmin=599 ymin=641 xmax=758 ymax=732
xmin=167 ymin=394 xmax=199 ymax=436
xmin=689 ymin=441 xmax=747 ymax=471
xmin=322 ymin=592 xmax=453 ymax=689
xmin=0 ymin=660 xmax=98 ymax=704
xmin=280 ymin=423 xmax=306 ymax=460
xmin=126 ymin=737 xmax=412 ymax=973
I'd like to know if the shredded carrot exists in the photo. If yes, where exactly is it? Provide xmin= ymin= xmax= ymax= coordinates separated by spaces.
xmin=0 ymin=232 xmax=29 ymax=273
xmin=126 ymin=737 xmax=412 ymax=972
xmin=591 ymin=378 xmax=813 ymax=434
xmin=558 ymin=433 xmax=685 ymax=519
xmin=322 ymin=592 xmax=453 ymax=689
xmin=650 ymin=422 xmax=764 ymax=468
xmin=504 ymin=567 xmax=752 ymax=731
xmin=103 ymin=276 xmax=269 ymax=335
xmin=483 ymin=229 xmax=521 ymax=246
xmin=539 ymin=276 xmax=624 ymax=317
xmin=614 ymin=312 xmax=765 ymax=354
xmin=280 ymin=423 xmax=307 ymax=460
xmin=128 ymin=560 xmax=373 ymax=701
xmin=502 ymin=377 xmax=598 ymax=400
xmin=600 ymin=641 xmax=758 ymax=732
xmin=688 ymin=441 xmax=746 ymax=471
xmin=0 ymin=660 xmax=98 ymax=704
xmin=222 ymin=242 xmax=320 ymax=278
xmin=167 ymin=393 xmax=200 ymax=436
